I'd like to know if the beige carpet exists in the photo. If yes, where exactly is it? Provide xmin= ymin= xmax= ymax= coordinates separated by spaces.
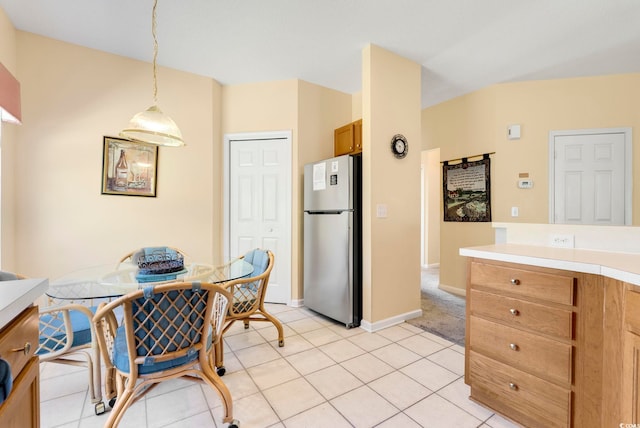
xmin=406 ymin=266 xmax=466 ymax=346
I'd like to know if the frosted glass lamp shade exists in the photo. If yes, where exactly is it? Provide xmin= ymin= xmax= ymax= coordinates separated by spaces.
xmin=120 ymin=105 xmax=185 ymax=147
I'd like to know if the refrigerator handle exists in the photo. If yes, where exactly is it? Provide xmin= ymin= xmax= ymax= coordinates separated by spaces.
xmin=305 ymin=211 xmax=345 ymax=215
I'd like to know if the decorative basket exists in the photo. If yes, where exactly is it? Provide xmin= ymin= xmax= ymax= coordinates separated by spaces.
xmin=135 ymin=247 xmax=185 ymax=275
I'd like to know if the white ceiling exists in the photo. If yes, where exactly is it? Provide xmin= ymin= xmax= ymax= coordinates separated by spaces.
xmin=2 ymin=0 xmax=640 ymax=108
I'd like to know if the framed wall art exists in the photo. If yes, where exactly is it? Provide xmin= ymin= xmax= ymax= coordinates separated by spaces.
xmin=101 ymin=136 xmax=158 ymax=197
xmin=443 ymin=154 xmax=491 ymax=222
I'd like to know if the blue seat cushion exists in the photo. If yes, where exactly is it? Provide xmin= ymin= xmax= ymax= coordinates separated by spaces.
xmin=37 ymin=307 xmax=96 ymax=354
xmin=244 ymin=249 xmax=269 ymax=275
xmin=113 ymin=326 xmax=212 ymax=375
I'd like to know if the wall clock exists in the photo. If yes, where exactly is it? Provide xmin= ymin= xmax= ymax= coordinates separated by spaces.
xmin=391 ymin=134 xmax=408 ymax=159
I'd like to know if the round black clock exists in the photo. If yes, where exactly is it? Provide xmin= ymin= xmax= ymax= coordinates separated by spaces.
xmin=391 ymin=134 xmax=408 ymax=159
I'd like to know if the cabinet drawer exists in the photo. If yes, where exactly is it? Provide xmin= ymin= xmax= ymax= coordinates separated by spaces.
xmin=470 ymin=261 xmax=575 ymax=305
xmin=470 ymin=289 xmax=573 ymax=340
xmin=625 ymin=288 xmax=640 ymax=335
xmin=0 ymin=306 xmax=39 ymax=379
xmin=469 ymin=351 xmax=571 ymax=428
xmin=470 ymin=316 xmax=572 ymax=386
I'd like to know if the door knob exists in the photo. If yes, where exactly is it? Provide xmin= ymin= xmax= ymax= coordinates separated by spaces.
xmin=509 ymin=343 xmax=519 ymax=351
xmin=510 ymin=308 xmax=519 ymax=316
xmin=510 ymin=278 xmax=520 ymax=285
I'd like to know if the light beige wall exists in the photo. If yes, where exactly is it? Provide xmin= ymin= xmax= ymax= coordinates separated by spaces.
xmin=362 ymin=44 xmax=421 ymax=323
xmin=222 ymin=79 xmax=351 ymax=300
xmin=422 ymin=148 xmax=440 ymax=266
xmin=14 ymin=31 xmax=217 ymax=278
xmin=211 ymin=78 xmax=224 ymax=262
xmin=493 ymin=74 xmax=640 ymax=224
xmin=422 ymin=87 xmax=497 ymax=292
xmin=222 ymin=80 xmax=299 ymax=134
xmin=352 ymin=91 xmax=362 ymax=120
xmin=0 ymin=9 xmax=18 ymax=270
xmin=422 ymin=73 xmax=640 ymax=292
xmin=0 ymin=7 xmax=16 ymax=72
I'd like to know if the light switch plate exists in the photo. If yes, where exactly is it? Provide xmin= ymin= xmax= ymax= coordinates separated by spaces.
xmin=376 ymin=204 xmax=388 ymax=218
xmin=508 ymin=124 xmax=521 ymax=140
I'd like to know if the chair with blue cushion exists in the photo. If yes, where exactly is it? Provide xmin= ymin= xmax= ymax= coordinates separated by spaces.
xmin=92 ymin=281 xmax=238 ymax=428
xmin=0 ymin=270 xmax=106 ymax=415
xmin=213 ymin=249 xmax=284 ymax=376
xmin=37 ymin=302 xmax=105 ymax=414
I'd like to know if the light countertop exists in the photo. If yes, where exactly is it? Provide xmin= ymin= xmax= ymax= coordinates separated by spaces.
xmin=0 ymin=278 xmax=48 ymax=330
xmin=460 ymin=244 xmax=640 ymax=286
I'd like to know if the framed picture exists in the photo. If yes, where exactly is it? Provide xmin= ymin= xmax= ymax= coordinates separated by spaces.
xmin=443 ymin=156 xmax=491 ymax=222
xmin=101 ymin=136 xmax=158 ymax=197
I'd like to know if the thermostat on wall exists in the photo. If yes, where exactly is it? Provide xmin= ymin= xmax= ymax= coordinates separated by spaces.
xmin=518 ymin=179 xmax=533 ymax=189
xmin=508 ymin=124 xmax=521 ymax=140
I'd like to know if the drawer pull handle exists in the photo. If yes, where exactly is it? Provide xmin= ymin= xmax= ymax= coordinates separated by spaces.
xmin=12 ymin=342 xmax=32 ymax=356
xmin=510 ymin=308 xmax=520 ymax=316
xmin=509 ymin=343 xmax=519 ymax=351
xmin=509 ymin=382 xmax=518 ymax=391
xmin=510 ymin=278 xmax=520 ymax=285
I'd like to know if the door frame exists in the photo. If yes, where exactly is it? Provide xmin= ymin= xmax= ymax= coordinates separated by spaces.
xmin=548 ymin=127 xmax=632 ymax=225
xmin=223 ymin=130 xmax=293 ymax=298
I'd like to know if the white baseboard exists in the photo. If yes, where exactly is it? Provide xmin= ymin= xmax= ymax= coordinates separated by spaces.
xmin=421 ymin=263 xmax=440 ymax=270
xmin=359 ymin=309 xmax=423 ymax=333
xmin=289 ymin=299 xmax=304 ymax=308
xmin=438 ymin=283 xmax=466 ymax=297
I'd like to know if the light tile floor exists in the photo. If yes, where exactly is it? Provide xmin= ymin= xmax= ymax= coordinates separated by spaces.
xmin=39 ymin=304 xmax=519 ymax=428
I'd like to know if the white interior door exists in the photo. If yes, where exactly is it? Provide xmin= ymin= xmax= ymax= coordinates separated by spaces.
xmin=225 ymin=131 xmax=291 ymax=304
xmin=550 ymin=128 xmax=632 ymax=225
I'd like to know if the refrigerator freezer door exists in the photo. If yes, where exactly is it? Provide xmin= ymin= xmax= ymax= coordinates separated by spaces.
xmin=303 ymin=211 xmax=354 ymax=326
xmin=303 ymin=155 xmax=352 ymax=212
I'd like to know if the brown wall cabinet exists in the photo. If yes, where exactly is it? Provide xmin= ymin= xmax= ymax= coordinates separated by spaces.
xmin=334 ymin=119 xmax=362 ymax=156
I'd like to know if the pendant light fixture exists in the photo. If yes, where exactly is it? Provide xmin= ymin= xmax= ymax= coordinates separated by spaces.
xmin=120 ymin=0 xmax=185 ymax=147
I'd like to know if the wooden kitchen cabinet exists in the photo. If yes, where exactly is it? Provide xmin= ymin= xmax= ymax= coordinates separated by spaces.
xmin=623 ymin=331 xmax=640 ymax=423
xmin=622 ymin=286 xmax=640 ymax=424
xmin=466 ymin=258 xmax=604 ymax=428
xmin=0 ymin=305 xmax=40 ymax=428
xmin=334 ymin=119 xmax=362 ymax=156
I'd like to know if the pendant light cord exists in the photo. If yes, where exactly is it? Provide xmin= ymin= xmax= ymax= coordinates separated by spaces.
xmin=151 ymin=0 xmax=159 ymax=105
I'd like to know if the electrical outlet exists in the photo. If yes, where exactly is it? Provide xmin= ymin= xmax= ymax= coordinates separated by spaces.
xmin=549 ymin=234 xmax=575 ymax=248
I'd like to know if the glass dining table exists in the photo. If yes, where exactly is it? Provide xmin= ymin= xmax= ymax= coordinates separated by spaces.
xmin=43 ymin=258 xmax=254 ymax=415
xmin=46 ymin=259 xmax=254 ymax=301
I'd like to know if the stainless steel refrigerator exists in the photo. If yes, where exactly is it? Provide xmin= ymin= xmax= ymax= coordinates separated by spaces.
xmin=303 ymin=154 xmax=362 ymax=328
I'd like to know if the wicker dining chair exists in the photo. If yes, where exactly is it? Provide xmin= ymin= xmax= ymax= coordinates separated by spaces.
xmin=2 ymin=271 xmax=107 ymax=415
xmin=38 ymin=302 xmax=105 ymax=414
xmin=213 ymin=249 xmax=284 ymax=376
xmin=93 ymin=281 xmax=238 ymax=428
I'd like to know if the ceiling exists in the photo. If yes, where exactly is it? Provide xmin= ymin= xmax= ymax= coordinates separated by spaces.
xmin=2 ymin=0 xmax=640 ymax=108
